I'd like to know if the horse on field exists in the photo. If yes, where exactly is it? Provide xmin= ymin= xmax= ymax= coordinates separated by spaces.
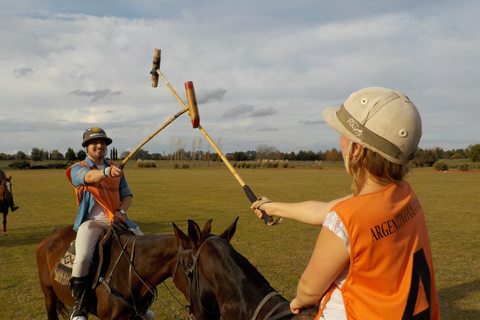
xmin=36 ymin=224 xmax=186 ymax=320
xmin=0 ymin=176 xmax=18 ymax=235
xmin=172 ymin=217 xmax=318 ymax=320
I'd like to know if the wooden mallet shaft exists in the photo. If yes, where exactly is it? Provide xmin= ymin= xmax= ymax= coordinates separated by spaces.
xmin=184 ymin=81 xmax=274 ymax=225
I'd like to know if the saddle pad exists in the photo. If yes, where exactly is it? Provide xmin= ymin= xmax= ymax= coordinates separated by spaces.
xmin=54 ymin=240 xmax=76 ymax=285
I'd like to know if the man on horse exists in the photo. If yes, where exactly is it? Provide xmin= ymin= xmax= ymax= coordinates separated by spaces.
xmin=66 ymin=127 xmax=153 ymax=320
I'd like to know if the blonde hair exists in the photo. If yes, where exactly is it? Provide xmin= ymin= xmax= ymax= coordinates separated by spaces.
xmin=349 ymin=147 xmax=410 ymax=196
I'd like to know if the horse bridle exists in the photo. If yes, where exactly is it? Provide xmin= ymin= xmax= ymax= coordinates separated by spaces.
xmin=173 ymin=235 xmax=292 ymax=320
xmin=174 ymin=234 xmax=220 ymax=320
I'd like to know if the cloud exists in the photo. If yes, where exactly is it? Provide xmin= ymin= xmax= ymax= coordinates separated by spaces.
xmin=222 ymin=104 xmax=254 ymax=118
xmin=222 ymin=105 xmax=277 ymax=118
xmin=67 ymin=89 xmax=122 ymax=103
xmin=197 ymin=88 xmax=228 ymax=104
xmin=300 ymin=120 xmax=326 ymax=125
xmin=13 ymin=68 xmax=34 ymax=78
xmin=251 ymin=107 xmax=277 ymax=117
xmin=256 ymin=127 xmax=278 ymax=132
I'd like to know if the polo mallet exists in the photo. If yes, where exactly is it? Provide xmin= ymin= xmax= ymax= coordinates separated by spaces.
xmin=119 ymin=49 xmax=189 ymax=168
xmin=184 ymin=81 xmax=276 ymax=226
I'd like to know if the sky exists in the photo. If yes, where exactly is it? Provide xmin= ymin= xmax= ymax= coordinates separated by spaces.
xmin=1 ymin=0 xmax=479 ymax=157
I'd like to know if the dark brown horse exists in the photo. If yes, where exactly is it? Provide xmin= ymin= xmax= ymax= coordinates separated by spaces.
xmin=172 ymin=217 xmax=318 ymax=320
xmin=36 ymin=224 xmax=183 ymax=320
xmin=1 ymin=176 xmax=18 ymax=236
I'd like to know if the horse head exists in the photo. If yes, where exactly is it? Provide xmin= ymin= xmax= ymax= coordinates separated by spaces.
xmin=172 ymin=217 xmax=238 ymax=320
xmin=0 ymin=176 xmax=11 ymax=201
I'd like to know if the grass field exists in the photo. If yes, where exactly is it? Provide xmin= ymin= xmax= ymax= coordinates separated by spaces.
xmin=0 ymin=162 xmax=479 ymax=319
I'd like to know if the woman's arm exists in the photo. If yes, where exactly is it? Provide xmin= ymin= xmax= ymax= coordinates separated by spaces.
xmin=290 ymin=227 xmax=350 ymax=314
xmin=251 ymin=195 xmax=351 ymax=225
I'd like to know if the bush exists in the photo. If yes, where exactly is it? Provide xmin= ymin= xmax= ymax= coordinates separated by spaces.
xmin=135 ymin=160 xmax=157 ymax=168
xmin=8 ymin=160 xmax=31 ymax=169
xmin=310 ymin=161 xmax=323 ymax=169
xmin=459 ymin=163 xmax=470 ymax=171
xmin=47 ymin=163 xmax=69 ymax=169
xmin=434 ymin=161 xmax=449 ymax=171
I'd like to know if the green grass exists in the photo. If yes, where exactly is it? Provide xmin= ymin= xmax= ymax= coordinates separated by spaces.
xmin=0 ymin=163 xmax=479 ymax=319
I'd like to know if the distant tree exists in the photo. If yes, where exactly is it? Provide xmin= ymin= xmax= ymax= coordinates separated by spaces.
xmin=283 ymin=151 xmax=296 ymax=161
xmin=434 ymin=147 xmax=445 ymax=159
xmin=246 ymin=150 xmax=257 ymax=160
xmin=466 ymin=144 xmax=480 ymax=162
xmin=412 ymin=148 xmax=438 ymax=167
xmin=50 ymin=150 xmax=65 ymax=160
xmin=232 ymin=151 xmax=248 ymax=161
xmin=77 ymin=150 xmax=86 ymax=161
xmin=109 ymin=147 xmax=119 ymax=160
xmin=16 ymin=151 xmax=27 ymax=160
xmin=325 ymin=148 xmax=341 ymax=161
xmin=256 ymin=144 xmax=280 ymax=160
xmin=31 ymin=147 xmax=44 ymax=161
xmin=316 ymin=150 xmax=326 ymax=161
xmin=65 ymin=148 xmax=77 ymax=161
xmin=120 ymin=150 xmax=130 ymax=160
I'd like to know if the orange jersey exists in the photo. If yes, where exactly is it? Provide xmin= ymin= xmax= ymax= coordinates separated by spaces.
xmin=66 ymin=160 xmax=123 ymax=222
xmin=317 ymin=182 xmax=440 ymax=320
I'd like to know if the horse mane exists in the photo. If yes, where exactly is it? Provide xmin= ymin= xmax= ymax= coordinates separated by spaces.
xmin=223 ymin=239 xmax=273 ymax=290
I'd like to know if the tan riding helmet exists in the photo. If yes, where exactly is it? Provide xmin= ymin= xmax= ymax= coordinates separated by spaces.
xmin=81 ymin=127 xmax=113 ymax=147
xmin=322 ymin=87 xmax=422 ymax=164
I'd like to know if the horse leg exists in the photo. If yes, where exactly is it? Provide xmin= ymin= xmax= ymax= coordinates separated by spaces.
xmin=2 ymin=212 xmax=6 ymax=235
xmin=41 ymin=286 xmax=61 ymax=320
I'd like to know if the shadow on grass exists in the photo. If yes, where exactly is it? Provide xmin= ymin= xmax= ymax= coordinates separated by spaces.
xmin=1 ymin=220 xmax=191 ymax=249
xmin=1 ymin=225 xmax=64 ymax=248
xmin=438 ymin=279 xmax=480 ymax=319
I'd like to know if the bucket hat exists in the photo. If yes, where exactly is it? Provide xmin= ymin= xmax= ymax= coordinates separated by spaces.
xmin=82 ymin=127 xmax=113 ymax=147
xmin=322 ymin=87 xmax=422 ymax=164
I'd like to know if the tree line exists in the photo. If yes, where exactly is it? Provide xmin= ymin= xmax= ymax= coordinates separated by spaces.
xmin=1 ymin=143 xmax=479 ymax=168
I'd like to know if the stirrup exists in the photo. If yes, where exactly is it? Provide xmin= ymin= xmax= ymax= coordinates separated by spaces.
xmin=138 ymin=309 xmax=155 ymax=319
xmin=71 ymin=302 xmax=87 ymax=320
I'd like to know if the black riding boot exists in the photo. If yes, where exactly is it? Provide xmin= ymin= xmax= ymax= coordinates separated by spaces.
xmin=70 ymin=276 xmax=88 ymax=320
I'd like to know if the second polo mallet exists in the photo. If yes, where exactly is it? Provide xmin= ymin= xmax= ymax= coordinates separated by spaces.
xmin=120 ymin=49 xmax=189 ymax=168
xmin=184 ymin=81 xmax=275 ymax=225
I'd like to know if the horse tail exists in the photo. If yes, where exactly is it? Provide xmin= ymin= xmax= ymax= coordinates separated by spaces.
xmin=55 ymin=299 xmax=69 ymax=320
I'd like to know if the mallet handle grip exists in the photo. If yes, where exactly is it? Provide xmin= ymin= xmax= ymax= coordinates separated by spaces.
xmin=243 ymin=185 xmax=272 ymax=225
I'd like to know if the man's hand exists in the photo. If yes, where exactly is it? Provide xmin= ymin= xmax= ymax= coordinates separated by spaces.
xmin=107 ymin=165 xmax=122 ymax=178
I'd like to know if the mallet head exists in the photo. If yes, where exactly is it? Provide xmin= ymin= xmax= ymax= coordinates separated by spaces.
xmin=185 ymin=81 xmax=200 ymax=128
xmin=150 ymin=48 xmax=161 ymax=88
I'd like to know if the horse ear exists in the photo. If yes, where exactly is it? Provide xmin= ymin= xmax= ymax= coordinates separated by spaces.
xmin=187 ymin=220 xmax=203 ymax=247
xmin=219 ymin=216 xmax=239 ymax=242
xmin=172 ymin=222 xmax=191 ymax=249
xmin=202 ymin=219 xmax=213 ymax=235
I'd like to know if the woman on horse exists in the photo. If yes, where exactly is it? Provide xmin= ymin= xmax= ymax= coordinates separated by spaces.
xmin=252 ymin=87 xmax=440 ymax=320
xmin=66 ymin=127 xmax=153 ymax=320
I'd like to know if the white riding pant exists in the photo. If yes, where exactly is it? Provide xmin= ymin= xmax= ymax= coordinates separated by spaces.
xmin=72 ymin=219 xmax=110 ymax=278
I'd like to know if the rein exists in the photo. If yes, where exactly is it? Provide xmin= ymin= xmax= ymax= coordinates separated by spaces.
xmin=99 ymin=224 xmax=157 ymax=316
xmin=251 ymin=291 xmax=292 ymax=320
